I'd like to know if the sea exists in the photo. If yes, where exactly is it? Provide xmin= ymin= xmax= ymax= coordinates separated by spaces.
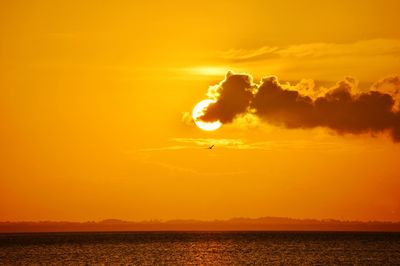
xmin=0 ymin=231 xmax=400 ymax=265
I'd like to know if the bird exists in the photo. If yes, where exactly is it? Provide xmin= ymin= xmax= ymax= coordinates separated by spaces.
xmin=207 ymin=145 xmax=214 ymax=149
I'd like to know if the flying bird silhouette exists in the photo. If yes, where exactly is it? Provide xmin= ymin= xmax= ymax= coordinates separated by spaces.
xmin=207 ymin=145 xmax=214 ymax=149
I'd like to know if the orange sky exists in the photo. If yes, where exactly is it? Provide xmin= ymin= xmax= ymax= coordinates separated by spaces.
xmin=1 ymin=0 xmax=400 ymax=222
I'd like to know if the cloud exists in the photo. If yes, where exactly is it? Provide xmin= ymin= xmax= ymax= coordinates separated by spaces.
xmin=220 ymin=39 xmax=400 ymax=63
xmin=218 ymin=39 xmax=400 ymax=82
xmin=371 ymin=76 xmax=400 ymax=111
xmin=137 ymin=145 xmax=191 ymax=152
xmin=172 ymin=137 xmax=255 ymax=150
xmin=137 ymin=138 xmax=258 ymax=152
xmin=198 ymin=72 xmax=400 ymax=142
xmin=136 ymin=154 xmax=245 ymax=176
xmin=138 ymin=137 xmax=372 ymax=153
xmin=200 ymin=71 xmax=255 ymax=123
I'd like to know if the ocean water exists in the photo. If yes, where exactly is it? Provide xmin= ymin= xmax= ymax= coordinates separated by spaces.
xmin=0 ymin=232 xmax=400 ymax=265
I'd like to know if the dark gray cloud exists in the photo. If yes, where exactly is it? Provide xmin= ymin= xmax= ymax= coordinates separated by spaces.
xmin=199 ymin=72 xmax=400 ymax=142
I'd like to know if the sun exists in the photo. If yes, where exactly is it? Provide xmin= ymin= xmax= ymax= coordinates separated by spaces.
xmin=192 ymin=99 xmax=222 ymax=131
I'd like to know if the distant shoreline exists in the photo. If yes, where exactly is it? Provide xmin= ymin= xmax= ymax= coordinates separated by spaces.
xmin=2 ymin=217 xmax=400 ymax=233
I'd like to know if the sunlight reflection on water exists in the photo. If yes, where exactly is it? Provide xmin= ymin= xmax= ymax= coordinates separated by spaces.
xmin=0 ymin=232 xmax=400 ymax=265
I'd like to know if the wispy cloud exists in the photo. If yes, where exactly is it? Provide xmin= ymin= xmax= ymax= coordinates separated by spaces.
xmin=145 ymin=160 xmax=247 ymax=176
xmin=136 ymin=137 xmax=363 ymax=153
xmin=137 ymin=145 xmax=192 ymax=152
xmin=136 ymin=138 xmax=256 ymax=152
xmin=133 ymin=146 xmax=247 ymax=176
xmin=216 ymin=39 xmax=400 ymax=81
xmin=172 ymin=137 xmax=253 ymax=149
xmin=220 ymin=39 xmax=400 ymax=63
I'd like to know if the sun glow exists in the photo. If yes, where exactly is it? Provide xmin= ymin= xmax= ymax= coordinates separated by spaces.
xmin=192 ymin=99 xmax=222 ymax=131
xmin=188 ymin=66 xmax=232 ymax=76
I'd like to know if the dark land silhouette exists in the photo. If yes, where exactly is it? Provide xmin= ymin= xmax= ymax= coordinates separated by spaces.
xmin=1 ymin=217 xmax=400 ymax=233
